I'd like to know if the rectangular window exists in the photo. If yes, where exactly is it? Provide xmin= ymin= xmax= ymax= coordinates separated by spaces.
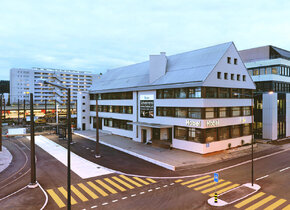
xmin=231 ymin=125 xmax=241 ymax=138
xmin=217 ymin=72 xmax=221 ymax=79
xmin=163 ymin=107 xmax=174 ymax=117
xmin=188 ymin=128 xmax=195 ymax=141
xmin=231 ymin=74 xmax=234 ymax=80
xmin=224 ymin=73 xmax=228 ymax=80
xmin=248 ymin=70 xmax=253 ymax=76
xmin=231 ymin=107 xmax=241 ymax=117
xmin=205 ymin=108 xmax=215 ymax=119
xmin=266 ymin=67 xmax=271 ymax=74
xmin=272 ymin=67 xmax=278 ymax=74
xmin=227 ymin=57 xmax=231 ymax=64
xmin=188 ymin=108 xmax=202 ymax=119
xmin=218 ymin=127 xmax=230 ymax=140
xmin=243 ymin=124 xmax=251 ymax=136
xmin=206 ymin=87 xmax=218 ymax=98
xmin=157 ymin=90 xmax=163 ymax=99
xmin=205 ymin=128 xmax=217 ymax=142
xmin=242 ymin=107 xmax=251 ymax=116
xmin=237 ymin=74 xmax=240 ymax=81
xmin=163 ymin=89 xmax=174 ymax=98
xmin=253 ymin=69 xmax=259 ymax=75
xmin=175 ymin=107 xmax=187 ymax=118
xmin=260 ymin=68 xmax=265 ymax=75
xmin=188 ymin=87 xmax=201 ymax=98
xmin=219 ymin=107 xmax=228 ymax=118
xmin=234 ymin=58 xmax=237 ymax=65
xmin=243 ymin=75 xmax=246 ymax=81
xmin=174 ymin=126 xmax=187 ymax=140
xmin=174 ymin=88 xmax=187 ymax=98
xmin=219 ymin=88 xmax=230 ymax=98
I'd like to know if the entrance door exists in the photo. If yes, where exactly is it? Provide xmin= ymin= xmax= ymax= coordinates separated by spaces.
xmin=152 ymin=128 xmax=160 ymax=140
xmin=82 ymin=123 xmax=86 ymax=130
xmin=142 ymin=129 xmax=147 ymax=143
xmin=168 ymin=128 xmax=172 ymax=143
xmin=98 ymin=118 xmax=102 ymax=130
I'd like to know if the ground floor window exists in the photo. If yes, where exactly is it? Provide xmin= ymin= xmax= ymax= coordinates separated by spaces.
xmin=104 ymin=118 xmax=132 ymax=131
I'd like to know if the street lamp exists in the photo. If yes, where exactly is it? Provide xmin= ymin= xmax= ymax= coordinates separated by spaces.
xmin=37 ymin=79 xmax=72 ymax=210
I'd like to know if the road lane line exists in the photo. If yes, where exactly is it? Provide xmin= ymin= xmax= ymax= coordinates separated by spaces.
xmin=245 ymin=195 xmax=275 ymax=210
xmin=201 ymin=181 xmax=231 ymax=194
xmin=133 ymin=177 xmax=149 ymax=185
xmin=122 ymin=197 xmax=127 ymax=200
xmin=279 ymin=167 xmax=290 ymax=172
xmin=102 ymin=202 xmax=108 ymax=206
xmin=131 ymin=194 xmax=136 ymax=197
xmin=181 ymin=175 xmax=210 ymax=185
xmin=119 ymin=175 xmax=142 ymax=187
xmin=91 ymin=206 xmax=97 ymax=209
xmin=187 ymin=178 xmax=215 ymax=188
xmin=58 ymin=187 xmax=77 ymax=205
xmin=264 ymin=199 xmax=286 ymax=210
xmin=170 ymin=183 xmax=174 ymax=185
xmin=175 ymin=179 xmax=183 ymax=183
xmin=95 ymin=180 xmax=118 ymax=194
xmin=140 ymin=192 xmax=145 ymax=194
xmin=87 ymin=181 xmax=108 ymax=197
xmin=146 ymin=178 xmax=156 ymax=183
xmin=112 ymin=200 xmax=118 ymax=203
xmin=148 ymin=189 xmax=153 ymax=192
xmin=163 ymin=185 xmax=168 ymax=187
xmin=155 ymin=187 xmax=160 ymax=190
xmin=112 ymin=176 xmax=134 ymax=189
xmin=71 ymin=185 xmax=89 ymax=202
xmin=78 ymin=183 xmax=99 ymax=199
xmin=47 ymin=189 xmax=66 ymax=208
xmin=104 ymin=178 xmax=126 ymax=192
xmin=235 ymin=192 xmax=265 ymax=208
xmin=256 ymin=175 xmax=269 ymax=180
xmin=194 ymin=180 xmax=224 ymax=191
xmin=209 ymin=184 xmax=240 ymax=197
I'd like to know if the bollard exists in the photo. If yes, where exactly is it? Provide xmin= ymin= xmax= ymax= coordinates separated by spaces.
xmin=214 ymin=193 xmax=218 ymax=203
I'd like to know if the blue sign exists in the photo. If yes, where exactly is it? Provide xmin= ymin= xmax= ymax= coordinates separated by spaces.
xmin=214 ymin=173 xmax=219 ymax=182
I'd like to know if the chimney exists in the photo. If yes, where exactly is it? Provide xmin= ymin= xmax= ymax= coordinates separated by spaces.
xmin=149 ymin=52 xmax=167 ymax=83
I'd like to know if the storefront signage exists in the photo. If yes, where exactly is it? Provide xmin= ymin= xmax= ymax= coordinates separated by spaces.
xmin=206 ymin=120 xmax=219 ymax=127
xmin=186 ymin=120 xmax=201 ymax=127
xmin=240 ymin=117 xmax=246 ymax=123
xmin=140 ymin=95 xmax=154 ymax=118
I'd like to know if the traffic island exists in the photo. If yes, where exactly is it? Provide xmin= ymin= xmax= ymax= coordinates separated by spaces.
xmin=208 ymin=183 xmax=261 ymax=207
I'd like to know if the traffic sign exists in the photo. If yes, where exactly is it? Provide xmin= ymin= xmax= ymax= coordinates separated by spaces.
xmin=214 ymin=173 xmax=219 ymax=182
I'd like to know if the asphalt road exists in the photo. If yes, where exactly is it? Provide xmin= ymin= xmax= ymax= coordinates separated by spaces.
xmin=0 ymin=134 xmax=289 ymax=210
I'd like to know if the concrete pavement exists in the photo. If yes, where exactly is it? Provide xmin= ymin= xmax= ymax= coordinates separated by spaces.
xmin=0 ymin=146 xmax=12 ymax=173
xmin=74 ymin=130 xmax=279 ymax=171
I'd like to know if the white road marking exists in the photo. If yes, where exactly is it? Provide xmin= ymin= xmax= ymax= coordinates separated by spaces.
xmin=148 ymin=189 xmax=153 ymax=192
xmin=122 ymin=197 xmax=127 ymax=200
xmin=163 ymin=185 xmax=168 ymax=187
xmin=256 ymin=175 xmax=269 ymax=180
xmin=91 ymin=206 xmax=97 ymax=209
xmin=155 ymin=187 xmax=160 ymax=190
xmin=112 ymin=200 xmax=118 ymax=203
xmin=170 ymin=183 xmax=174 ymax=185
xmin=279 ymin=167 xmax=290 ymax=172
xmin=102 ymin=203 xmax=108 ymax=206
xmin=140 ymin=192 xmax=145 ymax=194
xmin=131 ymin=194 xmax=136 ymax=197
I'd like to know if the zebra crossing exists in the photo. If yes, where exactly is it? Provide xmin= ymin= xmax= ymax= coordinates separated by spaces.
xmin=47 ymin=175 xmax=157 ymax=208
xmin=176 ymin=175 xmax=290 ymax=209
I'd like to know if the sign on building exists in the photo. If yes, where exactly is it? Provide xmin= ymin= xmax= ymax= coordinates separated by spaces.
xmin=140 ymin=95 xmax=154 ymax=118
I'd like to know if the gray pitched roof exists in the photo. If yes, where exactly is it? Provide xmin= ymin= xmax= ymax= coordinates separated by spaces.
xmin=91 ymin=42 xmax=233 ymax=93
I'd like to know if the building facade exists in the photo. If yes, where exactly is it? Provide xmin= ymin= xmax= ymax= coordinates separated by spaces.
xmin=240 ymin=45 xmax=290 ymax=140
xmin=10 ymin=67 xmax=99 ymax=105
xmin=79 ymin=42 xmax=256 ymax=154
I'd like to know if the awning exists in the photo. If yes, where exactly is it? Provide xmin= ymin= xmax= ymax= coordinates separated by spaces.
xmin=128 ymin=122 xmax=172 ymax=128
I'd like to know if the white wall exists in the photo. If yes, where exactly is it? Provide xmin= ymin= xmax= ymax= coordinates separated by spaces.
xmin=263 ymin=93 xmax=277 ymax=140
xmin=77 ymin=92 xmax=90 ymax=130
xmin=286 ymin=94 xmax=290 ymax=137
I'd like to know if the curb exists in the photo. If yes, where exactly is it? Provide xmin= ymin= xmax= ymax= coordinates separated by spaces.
xmin=73 ymin=132 xmax=176 ymax=171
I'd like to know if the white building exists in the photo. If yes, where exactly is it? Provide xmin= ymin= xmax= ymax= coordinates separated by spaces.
xmin=78 ymin=42 xmax=256 ymax=154
xmin=240 ymin=45 xmax=290 ymax=140
xmin=10 ymin=67 xmax=99 ymax=105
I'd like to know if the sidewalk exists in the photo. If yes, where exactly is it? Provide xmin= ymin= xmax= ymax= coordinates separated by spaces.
xmin=0 ymin=146 xmax=13 ymax=173
xmin=74 ymin=130 xmax=280 ymax=171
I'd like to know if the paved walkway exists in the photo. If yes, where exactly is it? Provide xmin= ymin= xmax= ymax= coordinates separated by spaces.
xmin=74 ymin=130 xmax=277 ymax=171
xmin=0 ymin=146 xmax=13 ymax=173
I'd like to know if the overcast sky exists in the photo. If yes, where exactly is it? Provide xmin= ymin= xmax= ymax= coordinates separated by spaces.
xmin=0 ymin=0 xmax=289 ymax=79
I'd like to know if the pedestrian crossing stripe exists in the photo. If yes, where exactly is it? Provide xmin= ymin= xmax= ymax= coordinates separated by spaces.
xmin=194 ymin=180 xmax=224 ymax=191
xmin=283 ymin=204 xmax=290 ymax=210
xmin=201 ymin=181 xmax=232 ymax=194
xmin=245 ymin=195 xmax=276 ymax=210
xmin=175 ymin=179 xmax=183 ymax=183
xmin=235 ymin=192 xmax=266 ymax=208
xmin=181 ymin=175 xmax=210 ymax=185
xmin=46 ymin=175 xmax=157 ymax=208
xmin=187 ymin=177 xmax=215 ymax=188
xmin=47 ymin=189 xmax=66 ymax=208
xmin=209 ymin=184 xmax=239 ymax=197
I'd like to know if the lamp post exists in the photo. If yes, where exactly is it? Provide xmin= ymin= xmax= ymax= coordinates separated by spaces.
xmin=95 ymin=96 xmax=100 ymax=158
xmin=38 ymin=80 xmax=72 ymax=210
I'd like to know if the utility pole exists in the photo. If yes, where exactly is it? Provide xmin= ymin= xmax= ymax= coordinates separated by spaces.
xmin=18 ymin=99 xmax=20 ymax=125
xmin=3 ymin=97 xmax=5 ymax=120
xmin=67 ymin=89 xmax=72 ymax=210
xmin=95 ymin=96 xmax=100 ymax=158
xmin=23 ymin=99 xmax=26 ymax=125
xmin=28 ymin=93 xmax=38 ymax=188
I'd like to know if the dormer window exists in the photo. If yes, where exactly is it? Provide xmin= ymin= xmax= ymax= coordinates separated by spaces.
xmin=234 ymin=58 xmax=238 ymax=65
xmin=227 ymin=57 xmax=231 ymax=64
